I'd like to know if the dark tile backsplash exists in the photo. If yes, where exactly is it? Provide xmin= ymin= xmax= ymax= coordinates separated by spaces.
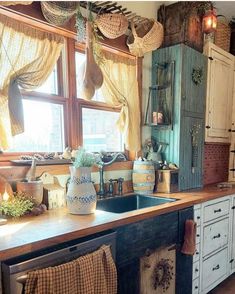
xmin=203 ymin=143 xmax=230 ymax=185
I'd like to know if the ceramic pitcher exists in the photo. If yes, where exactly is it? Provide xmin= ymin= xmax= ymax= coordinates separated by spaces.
xmin=66 ymin=166 xmax=97 ymax=214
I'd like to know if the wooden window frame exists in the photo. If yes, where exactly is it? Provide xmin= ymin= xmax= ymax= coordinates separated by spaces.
xmin=0 ymin=11 xmax=143 ymax=164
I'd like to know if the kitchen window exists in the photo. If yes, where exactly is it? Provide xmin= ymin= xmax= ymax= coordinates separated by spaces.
xmin=0 ymin=14 xmax=141 ymax=161
xmin=5 ymin=58 xmax=67 ymax=153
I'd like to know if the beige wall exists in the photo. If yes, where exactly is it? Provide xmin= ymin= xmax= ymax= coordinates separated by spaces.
xmin=119 ymin=1 xmax=164 ymax=147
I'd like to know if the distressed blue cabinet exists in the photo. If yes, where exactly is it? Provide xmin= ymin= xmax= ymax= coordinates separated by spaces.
xmin=151 ymin=44 xmax=207 ymax=190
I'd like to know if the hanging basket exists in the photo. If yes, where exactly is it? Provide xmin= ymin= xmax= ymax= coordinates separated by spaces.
xmin=127 ymin=19 xmax=163 ymax=57
xmin=214 ymin=16 xmax=231 ymax=52
xmin=41 ymin=1 xmax=78 ymax=26
xmin=96 ymin=13 xmax=128 ymax=39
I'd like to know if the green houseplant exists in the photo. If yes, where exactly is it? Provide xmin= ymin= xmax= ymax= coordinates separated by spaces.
xmin=67 ymin=148 xmax=97 ymax=215
xmin=0 ymin=192 xmax=34 ymax=218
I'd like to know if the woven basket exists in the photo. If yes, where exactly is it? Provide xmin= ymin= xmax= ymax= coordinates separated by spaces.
xmin=215 ymin=16 xmax=231 ymax=52
xmin=96 ymin=13 xmax=128 ymax=39
xmin=127 ymin=19 xmax=163 ymax=57
xmin=41 ymin=1 xmax=77 ymax=26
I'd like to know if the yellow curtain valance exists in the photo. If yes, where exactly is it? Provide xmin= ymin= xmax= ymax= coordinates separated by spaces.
xmin=0 ymin=14 xmax=64 ymax=150
xmin=100 ymin=51 xmax=141 ymax=152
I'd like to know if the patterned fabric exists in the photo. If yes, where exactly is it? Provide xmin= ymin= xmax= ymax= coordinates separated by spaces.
xmin=24 ymin=245 xmax=117 ymax=294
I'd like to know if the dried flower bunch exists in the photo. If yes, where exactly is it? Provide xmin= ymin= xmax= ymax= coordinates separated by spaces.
xmin=73 ymin=147 xmax=97 ymax=168
xmin=0 ymin=192 xmax=34 ymax=218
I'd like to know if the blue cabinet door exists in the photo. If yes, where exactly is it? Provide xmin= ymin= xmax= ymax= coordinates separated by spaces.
xmin=179 ymin=116 xmax=204 ymax=190
xmin=182 ymin=46 xmax=207 ymax=116
xmin=151 ymin=44 xmax=206 ymax=191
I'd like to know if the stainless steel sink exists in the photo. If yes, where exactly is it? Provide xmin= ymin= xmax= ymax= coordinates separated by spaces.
xmin=96 ymin=194 xmax=177 ymax=213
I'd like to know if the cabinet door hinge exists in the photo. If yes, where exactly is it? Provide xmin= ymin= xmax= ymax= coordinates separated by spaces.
xmin=230 ymin=259 xmax=234 ymax=263
xmin=209 ymin=56 xmax=213 ymax=60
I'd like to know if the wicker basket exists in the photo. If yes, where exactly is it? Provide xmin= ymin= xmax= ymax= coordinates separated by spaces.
xmin=96 ymin=13 xmax=128 ymax=39
xmin=41 ymin=1 xmax=77 ymax=26
xmin=215 ymin=16 xmax=231 ymax=52
xmin=127 ymin=19 xmax=163 ymax=57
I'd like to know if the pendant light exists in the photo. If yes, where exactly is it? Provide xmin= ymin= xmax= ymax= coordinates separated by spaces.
xmin=202 ymin=5 xmax=217 ymax=34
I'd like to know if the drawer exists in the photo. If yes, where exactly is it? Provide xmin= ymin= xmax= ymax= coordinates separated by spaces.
xmin=203 ymin=218 xmax=229 ymax=257
xmin=202 ymin=247 xmax=228 ymax=291
xmin=192 ymin=278 xmax=199 ymax=294
xmin=203 ymin=199 xmax=230 ymax=223
xmin=192 ymin=260 xmax=200 ymax=280
xmin=194 ymin=209 xmax=201 ymax=227
xmin=193 ymin=242 xmax=200 ymax=263
xmin=196 ymin=225 xmax=200 ymax=244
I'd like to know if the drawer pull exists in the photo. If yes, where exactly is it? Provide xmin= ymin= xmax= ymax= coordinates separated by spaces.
xmin=213 ymin=233 xmax=221 ymax=239
xmin=214 ymin=209 xmax=222 ymax=213
xmin=230 ymin=259 xmax=234 ymax=263
xmin=212 ymin=264 xmax=220 ymax=271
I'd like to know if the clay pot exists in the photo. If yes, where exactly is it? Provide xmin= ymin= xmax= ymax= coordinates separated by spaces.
xmin=16 ymin=180 xmax=43 ymax=205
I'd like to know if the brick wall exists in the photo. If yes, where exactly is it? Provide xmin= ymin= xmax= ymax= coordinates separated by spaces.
xmin=203 ymin=143 xmax=230 ymax=185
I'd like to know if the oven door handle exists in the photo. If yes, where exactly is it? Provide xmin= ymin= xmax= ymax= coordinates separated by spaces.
xmin=16 ymin=274 xmax=28 ymax=285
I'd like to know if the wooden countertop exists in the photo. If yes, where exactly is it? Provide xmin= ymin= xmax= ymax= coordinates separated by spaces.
xmin=1 ymin=185 xmax=235 ymax=261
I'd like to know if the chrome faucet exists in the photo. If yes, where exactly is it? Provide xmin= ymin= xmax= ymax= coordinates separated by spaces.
xmin=96 ymin=153 xmax=126 ymax=198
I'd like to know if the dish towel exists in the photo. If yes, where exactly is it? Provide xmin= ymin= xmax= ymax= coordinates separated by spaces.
xmin=24 ymin=245 xmax=117 ymax=294
xmin=181 ymin=219 xmax=197 ymax=255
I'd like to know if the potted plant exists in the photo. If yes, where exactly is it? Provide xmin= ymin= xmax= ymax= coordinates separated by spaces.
xmin=66 ymin=147 xmax=97 ymax=215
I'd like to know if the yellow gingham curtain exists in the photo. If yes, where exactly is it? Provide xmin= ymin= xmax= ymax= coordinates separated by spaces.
xmin=100 ymin=51 xmax=141 ymax=152
xmin=0 ymin=14 xmax=64 ymax=150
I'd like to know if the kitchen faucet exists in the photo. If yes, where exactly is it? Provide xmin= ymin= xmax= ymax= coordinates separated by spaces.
xmin=96 ymin=153 xmax=126 ymax=198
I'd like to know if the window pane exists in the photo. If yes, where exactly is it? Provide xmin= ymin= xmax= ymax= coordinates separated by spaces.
xmin=75 ymin=51 xmax=105 ymax=102
xmin=82 ymin=108 xmax=123 ymax=152
xmin=8 ymin=100 xmax=64 ymax=152
xmin=35 ymin=64 xmax=58 ymax=95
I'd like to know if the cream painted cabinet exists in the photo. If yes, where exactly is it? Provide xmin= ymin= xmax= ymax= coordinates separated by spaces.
xmin=193 ymin=196 xmax=232 ymax=294
xmin=230 ymin=195 xmax=235 ymax=273
xmin=204 ymin=43 xmax=234 ymax=143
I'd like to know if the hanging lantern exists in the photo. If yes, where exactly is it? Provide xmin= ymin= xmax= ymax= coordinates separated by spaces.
xmin=203 ymin=8 xmax=217 ymax=34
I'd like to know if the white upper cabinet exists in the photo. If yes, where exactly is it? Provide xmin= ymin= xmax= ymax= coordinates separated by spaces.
xmin=204 ymin=43 xmax=234 ymax=143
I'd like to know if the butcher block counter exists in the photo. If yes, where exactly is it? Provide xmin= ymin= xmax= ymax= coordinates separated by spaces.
xmin=0 ymin=185 xmax=235 ymax=261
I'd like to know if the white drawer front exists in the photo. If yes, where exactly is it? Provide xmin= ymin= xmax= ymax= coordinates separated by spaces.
xmin=193 ymin=242 xmax=200 ymax=263
xmin=196 ymin=225 xmax=200 ymax=244
xmin=194 ymin=209 xmax=201 ymax=227
xmin=203 ymin=218 xmax=229 ymax=257
xmin=193 ymin=260 xmax=200 ymax=280
xmin=203 ymin=199 xmax=230 ymax=223
xmin=192 ymin=278 xmax=199 ymax=294
xmin=202 ymin=248 xmax=228 ymax=291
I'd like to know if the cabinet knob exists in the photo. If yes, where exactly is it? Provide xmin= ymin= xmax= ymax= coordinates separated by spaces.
xmin=213 ymin=233 xmax=221 ymax=239
xmin=195 ymin=286 xmax=198 ymax=289
xmin=209 ymin=56 xmax=214 ymax=61
xmin=214 ymin=209 xmax=221 ymax=213
xmin=196 ymin=251 xmax=199 ymax=255
xmin=212 ymin=264 xmax=220 ymax=271
xmin=205 ymin=125 xmax=211 ymax=129
xmin=197 ymin=216 xmax=200 ymax=219
xmin=196 ymin=234 xmax=200 ymax=237
xmin=195 ymin=268 xmax=199 ymax=272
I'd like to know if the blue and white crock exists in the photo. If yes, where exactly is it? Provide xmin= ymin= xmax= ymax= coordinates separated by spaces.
xmin=67 ymin=166 xmax=97 ymax=214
